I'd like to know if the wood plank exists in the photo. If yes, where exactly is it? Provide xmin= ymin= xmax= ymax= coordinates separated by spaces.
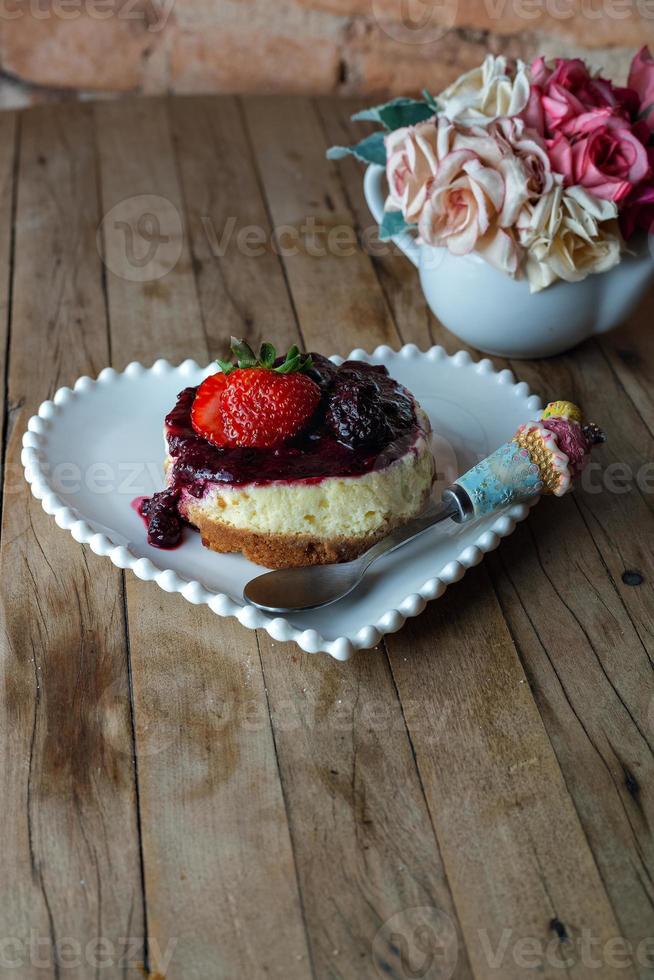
xmin=168 ymin=95 xmax=298 ymax=357
xmin=386 ymin=568 xmax=635 ymax=980
xmin=315 ymin=97 xmax=436 ymax=352
xmin=0 ymin=104 xmax=145 ymax=979
xmin=488 ymin=341 xmax=654 ymax=973
xmin=318 ymin=97 xmax=642 ymax=976
xmin=598 ymin=295 xmax=654 ymax=439
xmin=94 ymin=98 xmax=203 ymax=369
xmin=0 ymin=111 xmax=16 ymax=486
xmin=257 ymin=637 xmax=473 ymax=979
xmin=241 ymin=96 xmax=400 ymax=356
xmin=489 ymin=517 xmax=654 ymax=957
xmin=176 ymin=94 xmax=474 ymax=978
xmin=94 ymin=96 xmax=312 ymax=979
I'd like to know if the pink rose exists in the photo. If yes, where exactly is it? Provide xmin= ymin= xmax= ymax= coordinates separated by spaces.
xmin=526 ymin=56 xmax=638 ymax=137
xmin=628 ymin=46 xmax=654 ymax=132
xmin=385 ymin=120 xmax=438 ymax=223
xmin=620 ymin=146 xmax=654 ymax=238
xmin=417 ymin=118 xmax=529 ymax=276
xmin=547 ymin=108 xmax=650 ymax=202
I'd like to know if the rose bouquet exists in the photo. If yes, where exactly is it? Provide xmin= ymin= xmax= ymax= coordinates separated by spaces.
xmin=328 ymin=49 xmax=654 ymax=293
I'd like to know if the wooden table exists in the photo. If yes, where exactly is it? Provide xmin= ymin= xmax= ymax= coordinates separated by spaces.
xmin=1 ymin=95 xmax=653 ymax=980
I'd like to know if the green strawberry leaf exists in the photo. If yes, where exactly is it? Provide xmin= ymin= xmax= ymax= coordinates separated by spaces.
xmin=216 ymin=357 xmax=236 ymax=376
xmin=351 ymin=97 xmax=435 ymax=131
xmin=230 ymin=336 xmax=258 ymax=368
xmin=275 ymin=354 xmax=302 ymax=374
xmin=326 ymin=131 xmax=387 ymax=167
xmin=218 ymin=338 xmax=313 ymax=375
xmin=258 ymin=342 xmax=276 ymax=368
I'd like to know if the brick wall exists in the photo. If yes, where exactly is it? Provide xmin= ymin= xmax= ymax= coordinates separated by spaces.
xmin=0 ymin=0 xmax=653 ymax=107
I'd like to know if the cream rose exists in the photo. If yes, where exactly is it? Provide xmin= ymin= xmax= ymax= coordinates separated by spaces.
xmin=489 ymin=116 xmax=555 ymax=203
xmin=417 ymin=117 xmax=533 ymax=277
xmin=517 ymin=184 xmax=623 ymax=292
xmin=437 ymin=55 xmax=531 ymax=126
xmin=385 ymin=119 xmax=438 ymax=223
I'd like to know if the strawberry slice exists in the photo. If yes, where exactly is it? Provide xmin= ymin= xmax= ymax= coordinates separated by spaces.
xmin=190 ymin=372 xmax=229 ymax=447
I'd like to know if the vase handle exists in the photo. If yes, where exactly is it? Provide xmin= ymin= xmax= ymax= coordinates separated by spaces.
xmin=363 ymin=164 xmax=421 ymax=269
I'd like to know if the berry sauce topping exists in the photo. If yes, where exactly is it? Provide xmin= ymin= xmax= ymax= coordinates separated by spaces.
xmin=137 ymin=490 xmax=183 ymax=549
xmin=166 ymin=355 xmax=420 ymax=494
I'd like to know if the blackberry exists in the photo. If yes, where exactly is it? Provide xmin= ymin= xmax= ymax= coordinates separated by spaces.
xmin=305 ymin=352 xmax=338 ymax=391
xmin=326 ymin=379 xmax=391 ymax=450
xmin=142 ymin=489 xmax=183 ymax=549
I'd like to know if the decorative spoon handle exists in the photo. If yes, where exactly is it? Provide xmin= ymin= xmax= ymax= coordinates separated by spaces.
xmin=447 ymin=399 xmax=605 ymax=522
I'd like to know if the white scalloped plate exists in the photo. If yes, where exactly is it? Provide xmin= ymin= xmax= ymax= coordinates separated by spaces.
xmin=22 ymin=346 xmax=542 ymax=660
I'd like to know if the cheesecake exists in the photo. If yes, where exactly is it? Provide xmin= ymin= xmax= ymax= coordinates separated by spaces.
xmin=139 ymin=342 xmax=435 ymax=568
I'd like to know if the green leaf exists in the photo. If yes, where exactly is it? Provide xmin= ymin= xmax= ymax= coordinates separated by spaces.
xmin=275 ymin=354 xmax=302 ymax=374
xmin=638 ymin=102 xmax=654 ymax=121
xmin=218 ymin=338 xmax=312 ymax=376
xmin=274 ymin=351 xmax=313 ymax=375
xmin=352 ymin=97 xmax=435 ymax=131
xmin=216 ymin=358 xmax=236 ymax=376
xmin=258 ymin=342 xmax=276 ymax=368
xmin=326 ymin=132 xmax=386 ymax=167
xmin=379 ymin=210 xmax=413 ymax=241
xmin=230 ymin=336 xmax=257 ymax=368
xmin=422 ymin=89 xmax=440 ymax=112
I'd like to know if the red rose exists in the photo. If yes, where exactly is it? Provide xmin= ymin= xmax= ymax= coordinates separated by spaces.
xmin=547 ymin=108 xmax=650 ymax=203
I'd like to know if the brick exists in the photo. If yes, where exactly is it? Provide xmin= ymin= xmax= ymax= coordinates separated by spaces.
xmin=170 ymin=26 xmax=341 ymax=94
xmin=0 ymin=0 xmax=651 ymax=101
xmin=289 ymin=0 xmax=372 ymax=14
xmin=453 ymin=0 xmax=654 ymax=48
xmin=0 ymin=1 xmax=171 ymax=91
xmin=341 ymin=25 xmax=524 ymax=97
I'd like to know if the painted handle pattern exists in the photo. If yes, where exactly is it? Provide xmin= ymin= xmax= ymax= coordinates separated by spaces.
xmin=454 ymin=441 xmax=544 ymax=519
xmin=452 ymin=400 xmax=603 ymax=520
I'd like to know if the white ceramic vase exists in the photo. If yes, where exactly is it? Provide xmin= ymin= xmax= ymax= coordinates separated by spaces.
xmin=364 ymin=164 xmax=654 ymax=359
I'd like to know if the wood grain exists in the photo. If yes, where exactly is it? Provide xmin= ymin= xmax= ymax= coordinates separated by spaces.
xmin=599 ymin=297 xmax=654 ymax=439
xmin=0 ymin=111 xmax=16 ymax=489
xmin=315 ymin=97 xmax=437 ymax=352
xmin=488 ymin=340 xmax=654 ymax=972
xmin=168 ymin=95 xmax=299 ymax=359
xmin=387 ymin=570 xmax=634 ymax=980
xmin=0 ymin=104 xmax=144 ymax=979
xmin=94 ymin=96 xmax=312 ymax=979
xmin=242 ymin=96 xmax=399 ymax=357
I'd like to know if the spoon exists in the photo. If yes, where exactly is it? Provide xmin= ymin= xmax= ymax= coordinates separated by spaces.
xmin=244 ymin=402 xmax=604 ymax=614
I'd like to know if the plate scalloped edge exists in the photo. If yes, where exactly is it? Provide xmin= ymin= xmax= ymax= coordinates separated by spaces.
xmin=21 ymin=344 xmax=543 ymax=661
